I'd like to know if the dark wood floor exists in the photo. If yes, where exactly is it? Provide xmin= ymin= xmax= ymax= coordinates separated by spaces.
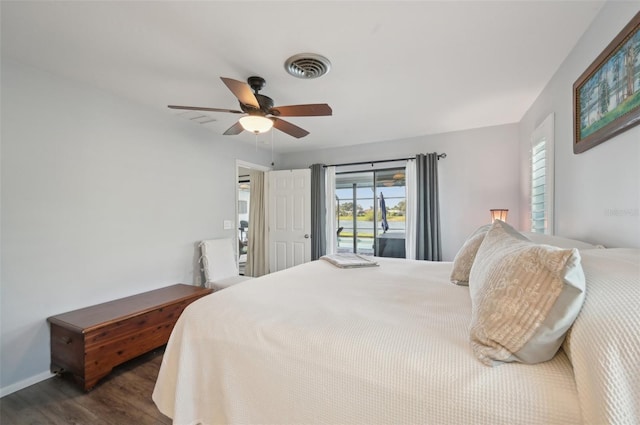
xmin=0 ymin=348 xmax=171 ymax=425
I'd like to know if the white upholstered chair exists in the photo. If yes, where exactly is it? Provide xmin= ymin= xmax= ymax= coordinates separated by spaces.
xmin=199 ymin=238 xmax=253 ymax=291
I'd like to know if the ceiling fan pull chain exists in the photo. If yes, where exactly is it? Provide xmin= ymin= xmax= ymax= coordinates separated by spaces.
xmin=271 ymin=129 xmax=275 ymax=167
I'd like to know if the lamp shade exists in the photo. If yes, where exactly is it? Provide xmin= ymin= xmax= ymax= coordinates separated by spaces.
xmin=490 ymin=209 xmax=508 ymax=223
xmin=239 ymin=115 xmax=273 ymax=134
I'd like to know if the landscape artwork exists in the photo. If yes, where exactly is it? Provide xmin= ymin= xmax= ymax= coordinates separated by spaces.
xmin=574 ymin=12 xmax=640 ymax=153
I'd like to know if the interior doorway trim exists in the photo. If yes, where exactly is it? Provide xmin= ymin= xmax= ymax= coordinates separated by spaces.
xmin=236 ymin=160 xmax=271 ymax=173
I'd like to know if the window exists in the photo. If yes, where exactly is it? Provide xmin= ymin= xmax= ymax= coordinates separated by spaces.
xmin=530 ymin=113 xmax=554 ymax=234
xmin=335 ymin=168 xmax=406 ymax=256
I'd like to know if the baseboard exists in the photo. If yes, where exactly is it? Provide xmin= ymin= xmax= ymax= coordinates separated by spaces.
xmin=0 ymin=370 xmax=55 ymax=398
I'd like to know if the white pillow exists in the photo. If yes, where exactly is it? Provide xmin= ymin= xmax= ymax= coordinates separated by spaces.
xmin=469 ymin=221 xmax=586 ymax=366
xmin=521 ymin=232 xmax=600 ymax=250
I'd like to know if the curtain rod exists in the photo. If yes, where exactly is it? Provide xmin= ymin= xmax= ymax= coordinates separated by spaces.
xmin=323 ymin=153 xmax=446 ymax=168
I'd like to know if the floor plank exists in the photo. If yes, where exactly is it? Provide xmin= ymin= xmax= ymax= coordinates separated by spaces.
xmin=0 ymin=348 xmax=170 ymax=425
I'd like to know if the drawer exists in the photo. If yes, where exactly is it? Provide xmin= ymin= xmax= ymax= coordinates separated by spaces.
xmin=84 ymin=319 xmax=177 ymax=378
xmin=84 ymin=298 xmax=193 ymax=349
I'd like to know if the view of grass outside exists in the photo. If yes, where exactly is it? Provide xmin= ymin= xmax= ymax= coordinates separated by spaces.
xmin=336 ymin=169 xmax=406 ymax=255
xmin=582 ymin=90 xmax=640 ymax=138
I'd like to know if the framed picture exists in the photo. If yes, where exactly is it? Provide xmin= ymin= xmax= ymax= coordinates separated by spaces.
xmin=573 ymin=12 xmax=640 ymax=154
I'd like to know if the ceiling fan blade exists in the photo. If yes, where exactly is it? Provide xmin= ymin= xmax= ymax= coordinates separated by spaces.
xmin=270 ymin=104 xmax=332 ymax=117
xmin=273 ymin=118 xmax=310 ymax=139
xmin=220 ymin=77 xmax=260 ymax=108
xmin=223 ymin=121 xmax=244 ymax=135
xmin=168 ymin=105 xmax=243 ymax=114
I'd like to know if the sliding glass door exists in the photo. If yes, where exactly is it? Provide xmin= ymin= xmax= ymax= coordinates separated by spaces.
xmin=335 ymin=169 xmax=406 ymax=257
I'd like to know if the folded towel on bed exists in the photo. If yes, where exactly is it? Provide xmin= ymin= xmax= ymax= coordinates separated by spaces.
xmin=320 ymin=253 xmax=379 ymax=268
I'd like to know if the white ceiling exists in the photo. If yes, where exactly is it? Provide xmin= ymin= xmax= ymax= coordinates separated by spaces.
xmin=1 ymin=1 xmax=604 ymax=153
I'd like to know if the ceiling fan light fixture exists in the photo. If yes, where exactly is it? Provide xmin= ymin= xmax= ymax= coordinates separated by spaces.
xmin=239 ymin=115 xmax=273 ymax=134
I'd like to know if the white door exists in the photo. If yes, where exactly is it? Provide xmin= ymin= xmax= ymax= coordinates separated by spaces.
xmin=268 ymin=169 xmax=311 ymax=272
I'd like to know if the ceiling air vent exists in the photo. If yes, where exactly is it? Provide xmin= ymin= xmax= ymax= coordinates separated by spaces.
xmin=284 ymin=53 xmax=331 ymax=79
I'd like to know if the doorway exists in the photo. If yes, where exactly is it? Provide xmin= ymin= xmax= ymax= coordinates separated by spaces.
xmin=237 ymin=168 xmax=251 ymax=275
xmin=236 ymin=160 xmax=271 ymax=276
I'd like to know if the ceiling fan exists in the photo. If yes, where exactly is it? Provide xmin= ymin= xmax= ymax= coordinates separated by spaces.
xmin=168 ymin=76 xmax=332 ymax=138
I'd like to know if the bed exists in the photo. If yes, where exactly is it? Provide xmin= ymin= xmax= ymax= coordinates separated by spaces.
xmin=153 ymin=224 xmax=639 ymax=425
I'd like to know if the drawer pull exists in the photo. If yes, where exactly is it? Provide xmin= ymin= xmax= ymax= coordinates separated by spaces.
xmin=60 ymin=336 xmax=72 ymax=345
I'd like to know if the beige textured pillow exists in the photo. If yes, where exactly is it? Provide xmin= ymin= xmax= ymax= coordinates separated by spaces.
xmin=469 ymin=220 xmax=586 ymax=366
xmin=450 ymin=224 xmax=491 ymax=286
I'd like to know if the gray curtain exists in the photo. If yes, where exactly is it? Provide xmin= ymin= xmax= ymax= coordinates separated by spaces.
xmin=246 ymin=170 xmax=267 ymax=276
xmin=310 ymin=164 xmax=326 ymax=260
xmin=415 ymin=153 xmax=442 ymax=261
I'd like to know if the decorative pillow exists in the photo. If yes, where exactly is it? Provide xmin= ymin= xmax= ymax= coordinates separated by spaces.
xmin=468 ymin=220 xmax=586 ymax=366
xmin=450 ymin=224 xmax=492 ymax=286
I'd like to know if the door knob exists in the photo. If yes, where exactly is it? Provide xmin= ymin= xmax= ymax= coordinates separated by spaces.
xmin=304 ymin=234 xmax=310 ymax=239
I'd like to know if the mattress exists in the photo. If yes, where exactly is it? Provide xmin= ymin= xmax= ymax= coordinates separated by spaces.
xmin=153 ymin=257 xmax=583 ymax=424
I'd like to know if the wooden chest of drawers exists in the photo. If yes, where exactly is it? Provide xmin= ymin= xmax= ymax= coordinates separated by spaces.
xmin=47 ymin=284 xmax=212 ymax=391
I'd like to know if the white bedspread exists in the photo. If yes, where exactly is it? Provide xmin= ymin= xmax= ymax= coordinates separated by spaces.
xmin=153 ymin=258 xmax=581 ymax=425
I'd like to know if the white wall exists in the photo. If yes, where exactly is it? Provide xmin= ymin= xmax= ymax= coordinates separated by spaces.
xmin=0 ymin=59 xmax=277 ymax=395
xmin=518 ymin=3 xmax=640 ymax=248
xmin=280 ymin=124 xmax=521 ymax=261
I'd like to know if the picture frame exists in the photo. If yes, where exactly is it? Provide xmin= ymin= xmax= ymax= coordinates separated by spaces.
xmin=573 ymin=12 xmax=640 ymax=154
